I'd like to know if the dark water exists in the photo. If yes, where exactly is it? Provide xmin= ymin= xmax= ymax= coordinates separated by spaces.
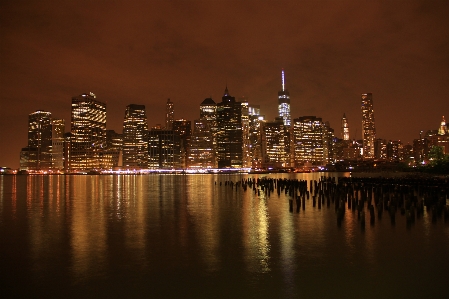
xmin=1 ymin=173 xmax=448 ymax=299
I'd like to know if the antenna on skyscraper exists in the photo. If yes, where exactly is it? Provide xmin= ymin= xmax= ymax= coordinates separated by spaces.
xmin=281 ymin=68 xmax=285 ymax=92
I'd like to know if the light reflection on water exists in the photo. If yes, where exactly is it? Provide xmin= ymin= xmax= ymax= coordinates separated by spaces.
xmin=0 ymin=173 xmax=448 ymax=298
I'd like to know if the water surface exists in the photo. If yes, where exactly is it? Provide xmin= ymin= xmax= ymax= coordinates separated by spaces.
xmin=1 ymin=173 xmax=448 ymax=298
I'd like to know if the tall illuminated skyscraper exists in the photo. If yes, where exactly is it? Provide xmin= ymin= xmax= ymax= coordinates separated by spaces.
xmin=341 ymin=113 xmax=349 ymax=141
xmin=278 ymin=69 xmax=291 ymax=127
xmin=70 ymin=92 xmax=106 ymax=171
xmin=293 ymin=116 xmax=326 ymax=166
xmin=166 ymin=98 xmax=174 ymax=130
xmin=122 ymin=104 xmax=148 ymax=169
xmin=361 ymin=93 xmax=376 ymax=159
xmin=263 ymin=117 xmax=289 ymax=168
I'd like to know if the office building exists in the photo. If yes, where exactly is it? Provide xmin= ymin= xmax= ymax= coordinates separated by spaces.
xmin=173 ymin=119 xmax=192 ymax=168
xmin=278 ymin=69 xmax=291 ymax=127
xmin=20 ymin=110 xmax=52 ymax=171
xmin=148 ymin=129 xmax=181 ymax=169
xmin=341 ymin=113 xmax=349 ymax=141
xmin=51 ymin=119 xmax=65 ymax=170
xmin=248 ymin=105 xmax=264 ymax=169
xmin=293 ymin=116 xmax=327 ymax=166
xmin=262 ymin=117 xmax=289 ymax=168
xmin=122 ymin=104 xmax=148 ymax=169
xmin=188 ymin=119 xmax=215 ymax=169
xmin=105 ymin=129 xmax=123 ymax=169
xmin=166 ymin=98 xmax=174 ymax=130
xmin=70 ymin=92 xmax=106 ymax=171
xmin=215 ymin=86 xmax=243 ymax=168
xmin=361 ymin=93 xmax=376 ymax=159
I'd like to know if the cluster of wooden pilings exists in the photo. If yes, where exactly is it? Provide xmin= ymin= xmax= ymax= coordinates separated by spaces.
xmin=216 ymin=176 xmax=449 ymax=228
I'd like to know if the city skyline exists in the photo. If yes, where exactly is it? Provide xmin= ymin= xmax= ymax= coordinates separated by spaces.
xmin=1 ymin=0 xmax=448 ymax=169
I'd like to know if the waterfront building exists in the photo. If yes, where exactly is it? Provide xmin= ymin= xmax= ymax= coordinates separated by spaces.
xmin=20 ymin=110 xmax=53 ymax=171
xmin=374 ymin=138 xmax=387 ymax=160
xmin=102 ymin=130 xmax=123 ymax=170
xmin=292 ymin=116 xmax=328 ymax=166
xmin=70 ymin=92 xmax=106 ymax=171
xmin=63 ymin=132 xmax=72 ymax=171
xmin=166 ymin=98 xmax=174 ymax=130
xmin=278 ymin=69 xmax=291 ymax=127
xmin=361 ymin=93 xmax=376 ymax=159
xmin=173 ymin=119 xmax=192 ymax=168
xmin=122 ymin=104 xmax=148 ymax=169
xmin=248 ymin=105 xmax=264 ymax=169
xmin=51 ymin=119 xmax=65 ymax=170
xmin=239 ymin=96 xmax=251 ymax=168
xmin=341 ymin=113 xmax=349 ymax=141
xmin=215 ymin=86 xmax=243 ymax=168
xmin=262 ymin=117 xmax=289 ymax=169
xmin=387 ymin=140 xmax=402 ymax=162
xmin=188 ymin=119 xmax=215 ymax=169
xmin=323 ymin=121 xmax=334 ymax=164
xmin=19 ymin=111 xmax=65 ymax=171
xmin=148 ymin=129 xmax=181 ymax=169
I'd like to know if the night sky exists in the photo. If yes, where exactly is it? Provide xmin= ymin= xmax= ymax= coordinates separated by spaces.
xmin=1 ymin=0 xmax=448 ymax=169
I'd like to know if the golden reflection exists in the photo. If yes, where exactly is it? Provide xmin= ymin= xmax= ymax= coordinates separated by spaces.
xmin=257 ymin=197 xmax=270 ymax=273
xmin=343 ymin=208 xmax=356 ymax=255
xmin=11 ymin=176 xmax=17 ymax=217
xmin=124 ymin=175 xmax=147 ymax=269
xmin=70 ymin=176 xmax=107 ymax=282
xmin=242 ymin=180 xmax=271 ymax=274
xmin=278 ymin=197 xmax=294 ymax=273
xmin=186 ymin=175 xmax=221 ymax=272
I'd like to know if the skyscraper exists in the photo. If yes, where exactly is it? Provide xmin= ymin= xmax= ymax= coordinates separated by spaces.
xmin=173 ymin=119 xmax=192 ymax=168
xmin=361 ymin=93 xmax=376 ymax=159
xmin=188 ymin=119 xmax=215 ymax=169
xmin=51 ymin=119 xmax=65 ymax=170
xmin=20 ymin=110 xmax=53 ymax=171
xmin=341 ymin=113 xmax=349 ymax=141
xmin=166 ymin=98 xmax=174 ymax=130
xmin=293 ymin=116 xmax=327 ymax=166
xmin=278 ymin=69 xmax=291 ymax=127
xmin=262 ymin=117 xmax=289 ymax=168
xmin=122 ymin=104 xmax=148 ymax=169
xmin=199 ymin=97 xmax=217 ymax=167
xmin=70 ymin=92 xmax=106 ymax=171
xmin=215 ymin=86 xmax=243 ymax=168
xmin=148 ymin=129 xmax=181 ymax=169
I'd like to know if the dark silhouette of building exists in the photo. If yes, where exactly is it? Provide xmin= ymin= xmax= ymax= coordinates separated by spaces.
xmin=215 ymin=86 xmax=243 ymax=168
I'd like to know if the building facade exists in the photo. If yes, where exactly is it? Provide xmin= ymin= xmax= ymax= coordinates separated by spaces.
xmin=20 ymin=110 xmax=53 ymax=171
xmin=278 ymin=69 xmax=291 ymax=127
xmin=165 ymin=98 xmax=174 ymax=130
xmin=262 ymin=117 xmax=289 ymax=168
xmin=361 ymin=93 xmax=376 ymax=159
xmin=293 ymin=116 xmax=328 ymax=166
xmin=188 ymin=119 xmax=215 ymax=169
xmin=148 ymin=129 xmax=181 ymax=169
xmin=215 ymin=87 xmax=243 ymax=168
xmin=341 ymin=113 xmax=349 ymax=141
xmin=122 ymin=104 xmax=148 ymax=169
xmin=70 ymin=92 xmax=106 ymax=171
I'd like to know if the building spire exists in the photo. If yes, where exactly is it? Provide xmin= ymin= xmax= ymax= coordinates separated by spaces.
xmin=281 ymin=68 xmax=285 ymax=92
xmin=224 ymin=84 xmax=229 ymax=96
